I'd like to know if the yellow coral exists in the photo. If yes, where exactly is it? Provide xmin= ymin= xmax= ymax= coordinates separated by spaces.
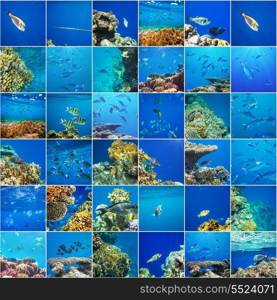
xmin=62 ymin=211 xmax=92 ymax=231
xmin=241 ymin=220 xmax=257 ymax=231
xmin=108 ymin=140 xmax=138 ymax=163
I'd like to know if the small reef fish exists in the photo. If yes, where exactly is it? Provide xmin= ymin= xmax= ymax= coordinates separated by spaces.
xmin=147 ymin=254 xmax=162 ymax=263
xmin=66 ymin=106 xmax=80 ymax=116
xmin=254 ymin=254 xmax=270 ymax=265
xmin=5 ymin=156 xmax=25 ymax=164
xmin=73 ymin=116 xmax=86 ymax=125
xmin=96 ymin=202 xmax=138 ymax=216
xmin=153 ymin=109 xmax=162 ymax=120
xmin=240 ymin=62 xmax=254 ymax=80
xmin=60 ymin=119 xmax=75 ymax=128
xmin=143 ymin=153 xmax=160 ymax=166
xmin=120 ymin=115 xmax=127 ymax=122
xmin=197 ymin=210 xmax=210 ymax=217
xmin=123 ymin=18 xmax=128 ymax=28
xmin=55 ymin=26 xmax=91 ymax=32
xmin=209 ymin=27 xmax=225 ymax=36
xmin=187 ymin=16 xmax=211 ymax=26
xmin=8 ymin=12 xmax=26 ymax=31
xmin=200 ymin=160 xmax=212 ymax=166
xmin=240 ymin=11 xmax=259 ymax=31
xmin=153 ymin=204 xmax=162 ymax=217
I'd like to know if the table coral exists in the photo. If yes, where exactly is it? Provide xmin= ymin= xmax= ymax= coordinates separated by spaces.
xmin=188 ymin=78 xmax=230 ymax=93
xmin=139 ymin=28 xmax=184 ymax=46
xmin=0 ymin=47 xmax=33 ymax=92
xmin=1 ymin=121 xmax=45 ymax=138
xmin=186 ymin=260 xmax=230 ymax=278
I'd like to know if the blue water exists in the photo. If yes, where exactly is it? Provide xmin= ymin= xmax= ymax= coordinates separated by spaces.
xmin=231 ymin=232 xmax=276 ymax=269
xmin=139 ymin=94 xmax=184 ymax=139
xmin=47 ymin=140 xmax=92 ymax=185
xmin=185 ymin=186 xmax=230 ymax=231
xmin=1 ymin=232 xmax=46 ymax=269
xmin=139 ymin=186 xmax=184 ymax=231
xmin=188 ymin=139 xmax=230 ymax=184
xmin=139 ymin=232 xmax=184 ymax=277
xmin=139 ymin=140 xmax=184 ymax=183
xmin=1 ymin=186 xmax=45 ymax=231
xmin=237 ymin=186 xmax=276 ymax=231
xmin=93 ymin=139 xmax=137 ymax=163
xmin=186 ymin=0 xmax=230 ymax=42
xmin=232 ymin=1 xmax=276 ymax=46
xmin=47 ymin=94 xmax=92 ymax=137
xmin=10 ymin=47 xmax=45 ymax=92
xmin=231 ymin=93 xmax=276 ymax=138
xmin=232 ymin=140 xmax=276 ymax=185
xmin=139 ymin=47 xmax=184 ymax=83
xmin=47 ymin=232 xmax=92 ymax=277
xmin=1 ymin=139 xmax=46 ymax=181
xmin=185 ymin=232 xmax=230 ymax=277
xmin=48 ymin=186 xmax=92 ymax=231
xmin=93 ymin=186 xmax=138 ymax=220
xmin=186 ymin=93 xmax=230 ymax=129
xmin=93 ymin=93 xmax=138 ymax=138
xmin=232 ymin=47 xmax=276 ymax=92
xmin=94 ymin=0 xmax=138 ymax=40
xmin=1 ymin=1 xmax=45 ymax=46
xmin=1 ymin=93 xmax=45 ymax=122
xmin=139 ymin=1 xmax=184 ymax=30
xmin=185 ymin=47 xmax=230 ymax=91
xmin=47 ymin=1 xmax=91 ymax=46
xmin=47 ymin=47 xmax=92 ymax=92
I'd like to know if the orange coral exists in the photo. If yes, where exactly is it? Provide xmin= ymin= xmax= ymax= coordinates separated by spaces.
xmin=47 ymin=186 xmax=76 ymax=204
xmin=139 ymin=28 xmax=184 ymax=46
xmin=62 ymin=211 xmax=92 ymax=231
xmin=0 ymin=121 xmax=45 ymax=138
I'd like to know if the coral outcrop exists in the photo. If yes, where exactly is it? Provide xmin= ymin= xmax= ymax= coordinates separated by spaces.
xmin=188 ymin=78 xmax=230 ymax=93
xmin=0 ymin=47 xmax=33 ymax=92
xmin=198 ymin=219 xmax=230 ymax=231
xmin=186 ymin=260 xmax=230 ymax=278
xmin=139 ymin=28 xmax=184 ymax=46
xmin=139 ymin=268 xmax=155 ymax=278
xmin=93 ymin=123 xmax=135 ymax=139
xmin=1 ymin=121 xmax=45 ymax=138
xmin=0 ymin=257 xmax=46 ymax=278
xmin=162 ymin=246 xmax=185 ymax=278
xmin=185 ymin=94 xmax=229 ymax=139
xmin=93 ymin=10 xmax=137 ymax=46
xmin=185 ymin=24 xmax=229 ymax=47
xmin=185 ymin=141 xmax=229 ymax=185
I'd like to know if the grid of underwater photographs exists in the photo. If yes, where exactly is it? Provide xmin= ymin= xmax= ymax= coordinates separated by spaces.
xmin=0 ymin=0 xmax=277 ymax=279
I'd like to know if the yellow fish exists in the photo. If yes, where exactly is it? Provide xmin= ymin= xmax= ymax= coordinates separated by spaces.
xmin=147 ymin=253 xmax=162 ymax=263
xmin=8 ymin=12 xmax=26 ymax=31
xmin=197 ymin=210 xmax=210 ymax=218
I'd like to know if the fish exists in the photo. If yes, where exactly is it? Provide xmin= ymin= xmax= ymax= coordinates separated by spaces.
xmin=147 ymin=254 xmax=162 ymax=263
xmin=169 ymin=130 xmax=177 ymax=138
xmin=240 ymin=11 xmax=259 ymax=31
xmin=55 ymin=26 xmax=91 ymax=32
xmin=8 ymin=12 xmax=26 ymax=31
xmin=197 ymin=210 xmax=210 ymax=217
xmin=98 ymin=69 xmax=108 ymax=73
xmin=143 ymin=153 xmax=160 ymax=166
xmin=96 ymin=202 xmax=138 ymax=216
xmin=239 ymin=110 xmax=256 ymax=120
xmin=209 ymin=27 xmax=225 ymax=36
xmin=247 ymin=161 xmax=265 ymax=172
xmin=240 ymin=62 xmax=254 ymax=80
xmin=66 ymin=106 xmax=80 ymax=116
xmin=153 ymin=204 xmax=162 ymax=217
xmin=120 ymin=115 xmax=127 ymax=122
xmin=5 ymin=156 xmax=25 ymax=164
xmin=60 ymin=119 xmax=75 ymax=128
xmin=153 ymin=109 xmax=162 ymax=120
xmin=123 ymin=18 xmax=128 ymax=28
xmin=254 ymin=254 xmax=269 ymax=265
xmin=200 ymin=160 xmax=212 ymax=166
xmin=73 ymin=116 xmax=86 ymax=125
xmin=187 ymin=16 xmax=211 ymax=26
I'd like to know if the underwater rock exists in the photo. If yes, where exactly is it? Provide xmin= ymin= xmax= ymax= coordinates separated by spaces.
xmin=1 ymin=121 xmax=45 ymax=139
xmin=93 ymin=11 xmax=137 ymax=46
xmin=185 ymin=24 xmax=229 ymax=47
xmin=198 ymin=219 xmax=230 ymax=231
xmin=93 ymin=233 xmax=131 ymax=277
xmin=93 ymin=123 xmax=135 ymax=139
xmin=0 ymin=257 xmax=46 ymax=278
xmin=231 ymin=187 xmax=257 ymax=231
xmin=185 ymin=141 xmax=229 ymax=185
xmin=162 ymin=245 xmax=185 ymax=278
xmin=48 ymin=257 xmax=92 ymax=278
xmin=139 ymin=28 xmax=184 ymax=46
xmin=0 ymin=47 xmax=33 ymax=92
xmin=186 ymin=260 xmax=230 ymax=278
xmin=0 ymin=159 xmax=43 ymax=185
xmin=188 ymin=78 xmax=230 ymax=93
xmin=231 ymin=258 xmax=276 ymax=278
xmin=185 ymin=95 xmax=229 ymax=139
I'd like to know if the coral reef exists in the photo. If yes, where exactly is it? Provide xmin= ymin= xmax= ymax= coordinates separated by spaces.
xmin=186 ymin=260 xmax=230 ymax=278
xmin=0 ymin=47 xmax=33 ymax=92
xmin=185 ymin=24 xmax=229 ymax=47
xmin=93 ymin=10 xmax=137 ymax=46
xmin=93 ymin=123 xmax=135 ymax=139
xmin=139 ymin=268 xmax=155 ymax=278
xmin=198 ymin=219 xmax=230 ymax=231
xmin=48 ymin=257 xmax=92 ymax=278
xmin=94 ymin=188 xmax=138 ymax=231
xmin=231 ymin=187 xmax=257 ymax=231
xmin=1 ymin=121 xmax=45 ymax=139
xmin=139 ymin=67 xmax=184 ymax=93
xmin=139 ymin=28 xmax=184 ymax=46
xmin=0 ymin=257 xmax=46 ymax=278
xmin=162 ymin=245 xmax=185 ymax=278
xmin=93 ymin=233 xmax=131 ymax=277
xmin=47 ymin=129 xmax=91 ymax=139
xmin=188 ymin=78 xmax=230 ymax=93
xmin=185 ymin=95 xmax=229 ymax=139
xmin=231 ymin=258 xmax=276 ymax=278
xmin=185 ymin=141 xmax=229 ymax=185
xmin=47 ymin=40 xmax=55 ymax=46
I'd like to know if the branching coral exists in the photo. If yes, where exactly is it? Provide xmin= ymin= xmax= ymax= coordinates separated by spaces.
xmin=0 ymin=47 xmax=33 ymax=92
xmin=186 ymin=260 xmax=230 ymax=278
xmin=139 ymin=28 xmax=184 ymax=46
xmin=1 ymin=121 xmax=45 ymax=138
